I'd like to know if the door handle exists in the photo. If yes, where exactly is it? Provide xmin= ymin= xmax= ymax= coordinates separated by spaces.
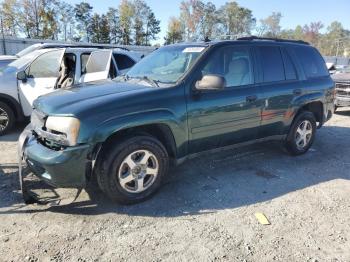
xmin=246 ymin=95 xmax=257 ymax=103
xmin=293 ymin=89 xmax=302 ymax=96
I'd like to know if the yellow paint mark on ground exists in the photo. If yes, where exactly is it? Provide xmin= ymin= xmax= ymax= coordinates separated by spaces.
xmin=255 ymin=212 xmax=270 ymax=225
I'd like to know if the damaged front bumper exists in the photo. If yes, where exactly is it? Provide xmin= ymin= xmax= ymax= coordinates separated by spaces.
xmin=18 ymin=125 xmax=90 ymax=203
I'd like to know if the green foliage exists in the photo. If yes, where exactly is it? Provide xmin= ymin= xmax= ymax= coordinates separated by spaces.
xmin=119 ymin=0 xmax=160 ymax=45
xmin=106 ymin=7 xmax=120 ymax=44
xmin=0 ymin=0 xmax=21 ymax=36
xmin=0 ymin=0 xmax=349 ymax=53
xmin=164 ymin=17 xmax=183 ymax=45
xmin=258 ymin=12 xmax=350 ymax=57
xmin=258 ymin=12 xmax=282 ymax=37
xmin=217 ymin=1 xmax=255 ymax=37
xmin=118 ymin=0 xmax=134 ymax=45
xmin=173 ymin=0 xmax=255 ymax=42
xmin=74 ymin=2 xmax=93 ymax=42
xmin=90 ymin=13 xmax=107 ymax=43
xmin=58 ymin=2 xmax=75 ymax=41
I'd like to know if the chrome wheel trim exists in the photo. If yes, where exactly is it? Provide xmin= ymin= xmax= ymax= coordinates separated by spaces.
xmin=295 ymin=120 xmax=313 ymax=150
xmin=118 ymin=149 xmax=159 ymax=194
xmin=0 ymin=108 xmax=9 ymax=131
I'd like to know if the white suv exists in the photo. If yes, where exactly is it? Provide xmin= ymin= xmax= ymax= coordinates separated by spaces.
xmin=0 ymin=47 xmax=142 ymax=135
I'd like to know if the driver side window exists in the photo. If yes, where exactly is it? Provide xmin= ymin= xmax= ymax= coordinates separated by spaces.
xmin=27 ymin=50 xmax=63 ymax=78
xmin=201 ymin=46 xmax=254 ymax=87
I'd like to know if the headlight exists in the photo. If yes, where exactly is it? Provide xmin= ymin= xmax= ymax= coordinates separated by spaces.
xmin=45 ymin=116 xmax=80 ymax=146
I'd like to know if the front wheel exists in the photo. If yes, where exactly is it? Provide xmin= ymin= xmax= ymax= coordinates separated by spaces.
xmin=285 ymin=111 xmax=317 ymax=155
xmin=97 ymin=135 xmax=169 ymax=204
xmin=0 ymin=102 xmax=15 ymax=136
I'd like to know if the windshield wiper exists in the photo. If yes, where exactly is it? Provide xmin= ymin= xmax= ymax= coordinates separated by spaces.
xmin=141 ymin=76 xmax=159 ymax=87
xmin=126 ymin=75 xmax=159 ymax=87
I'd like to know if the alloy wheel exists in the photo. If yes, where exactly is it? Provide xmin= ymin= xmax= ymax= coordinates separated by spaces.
xmin=118 ymin=149 xmax=159 ymax=193
xmin=295 ymin=120 xmax=313 ymax=150
xmin=0 ymin=108 xmax=9 ymax=131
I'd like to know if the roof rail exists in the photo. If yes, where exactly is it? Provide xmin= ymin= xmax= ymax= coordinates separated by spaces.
xmin=47 ymin=42 xmax=130 ymax=51
xmin=237 ymin=36 xmax=310 ymax=45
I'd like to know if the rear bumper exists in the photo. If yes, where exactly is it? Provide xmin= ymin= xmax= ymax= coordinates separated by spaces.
xmin=22 ymin=133 xmax=90 ymax=188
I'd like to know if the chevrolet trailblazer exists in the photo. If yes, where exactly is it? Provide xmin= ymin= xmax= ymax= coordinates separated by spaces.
xmin=20 ymin=37 xmax=334 ymax=204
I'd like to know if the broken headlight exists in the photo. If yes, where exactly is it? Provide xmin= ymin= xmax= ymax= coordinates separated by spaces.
xmin=44 ymin=116 xmax=80 ymax=146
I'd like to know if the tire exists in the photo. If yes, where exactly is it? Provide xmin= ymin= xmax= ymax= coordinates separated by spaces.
xmin=0 ymin=102 xmax=15 ymax=136
xmin=97 ymin=135 xmax=169 ymax=204
xmin=285 ymin=111 xmax=317 ymax=156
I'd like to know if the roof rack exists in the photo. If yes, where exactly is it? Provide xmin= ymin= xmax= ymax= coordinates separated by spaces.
xmin=237 ymin=36 xmax=309 ymax=45
xmin=71 ymin=44 xmax=130 ymax=51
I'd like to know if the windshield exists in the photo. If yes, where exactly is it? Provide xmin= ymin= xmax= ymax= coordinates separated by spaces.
xmin=125 ymin=45 xmax=206 ymax=84
xmin=3 ymin=49 xmax=49 ymax=72
xmin=16 ymin=44 xmax=42 ymax=57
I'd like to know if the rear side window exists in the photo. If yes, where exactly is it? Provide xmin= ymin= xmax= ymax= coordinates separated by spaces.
xmin=259 ymin=46 xmax=285 ymax=82
xmin=113 ymin=54 xmax=135 ymax=70
xmin=294 ymin=46 xmax=328 ymax=79
xmin=281 ymin=49 xmax=297 ymax=80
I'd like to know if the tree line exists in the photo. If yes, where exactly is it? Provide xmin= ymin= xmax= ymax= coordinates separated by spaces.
xmin=0 ymin=0 xmax=160 ymax=45
xmin=1 ymin=0 xmax=349 ymax=56
xmin=164 ymin=1 xmax=350 ymax=57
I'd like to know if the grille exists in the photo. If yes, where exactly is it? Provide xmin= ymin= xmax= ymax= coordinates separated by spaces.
xmin=335 ymin=82 xmax=350 ymax=97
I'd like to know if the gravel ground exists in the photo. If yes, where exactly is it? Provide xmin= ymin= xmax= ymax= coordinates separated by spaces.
xmin=1 ymin=111 xmax=350 ymax=262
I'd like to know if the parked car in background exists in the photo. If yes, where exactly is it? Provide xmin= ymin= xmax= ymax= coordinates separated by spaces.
xmin=20 ymin=37 xmax=334 ymax=204
xmin=0 ymin=55 xmax=19 ymax=69
xmin=332 ymin=70 xmax=350 ymax=111
xmin=0 ymin=47 xmax=142 ymax=135
xmin=0 ymin=42 xmax=141 ymax=69
xmin=324 ymin=56 xmax=350 ymax=74
xmin=0 ymin=43 xmax=68 ymax=68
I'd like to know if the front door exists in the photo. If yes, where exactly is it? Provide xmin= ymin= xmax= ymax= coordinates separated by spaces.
xmin=18 ymin=49 xmax=65 ymax=116
xmin=186 ymin=45 xmax=262 ymax=153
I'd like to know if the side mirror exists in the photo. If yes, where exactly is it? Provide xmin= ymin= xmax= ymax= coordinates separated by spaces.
xmin=195 ymin=74 xmax=226 ymax=91
xmin=17 ymin=71 xmax=27 ymax=83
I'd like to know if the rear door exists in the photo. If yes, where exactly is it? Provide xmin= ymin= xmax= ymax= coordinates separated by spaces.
xmin=80 ymin=50 xmax=113 ymax=83
xmin=256 ymin=45 xmax=301 ymax=138
xmin=186 ymin=45 xmax=262 ymax=153
xmin=18 ymin=49 xmax=65 ymax=116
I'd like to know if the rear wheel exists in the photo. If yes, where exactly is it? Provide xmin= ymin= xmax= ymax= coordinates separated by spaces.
xmin=97 ymin=135 xmax=169 ymax=204
xmin=285 ymin=111 xmax=316 ymax=155
xmin=0 ymin=102 xmax=15 ymax=136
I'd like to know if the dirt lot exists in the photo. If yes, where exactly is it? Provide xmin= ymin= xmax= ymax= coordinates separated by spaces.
xmin=1 ymin=110 xmax=350 ymax=262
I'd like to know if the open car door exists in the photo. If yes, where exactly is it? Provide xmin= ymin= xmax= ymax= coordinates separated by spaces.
xmin=18 ymin=49 xmax=65 ymax=116
xmin=80 ymin=50 xmax=113 ymax=83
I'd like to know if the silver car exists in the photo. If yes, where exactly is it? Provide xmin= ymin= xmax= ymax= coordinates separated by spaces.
xmin=0 ymin=47 xmax=142 ymax=135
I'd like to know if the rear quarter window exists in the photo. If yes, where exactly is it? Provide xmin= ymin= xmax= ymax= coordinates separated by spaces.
xmin=281 ymin=49 xmax=297 ymax=80
xmin=294 ymin=46 xmax=329 ymax=79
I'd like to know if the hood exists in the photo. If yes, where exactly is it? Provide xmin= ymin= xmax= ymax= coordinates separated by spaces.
xmin=0 ymin=55 xmax=17 ymax=61
xmin=332 ymin=72 xmax=350 ymax=82
xmin=33 ymin=79 xmax=153 ymax=115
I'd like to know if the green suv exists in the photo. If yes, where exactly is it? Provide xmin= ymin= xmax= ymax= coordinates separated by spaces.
xmin=20 ymin=37 xmax=335 ymax=204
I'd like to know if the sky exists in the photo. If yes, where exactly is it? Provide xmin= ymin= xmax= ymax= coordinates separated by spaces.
xmin=68 ymin=0 xmax=350 ymax=44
